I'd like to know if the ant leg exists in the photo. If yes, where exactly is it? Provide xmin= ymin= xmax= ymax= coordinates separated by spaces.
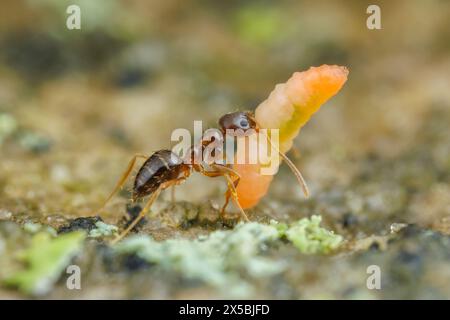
xmin=113 ymin=177 xmax=187 ymax=242
xmin=165 ymin=178 xmax=187 ymax=227
xmin=171 ymin=186 xmax=176 ymax=203
xmin=208 ymin=165 xmax=243 ymax=219
xmin=92 ymin=153 xmax=148 ymax=215
xmin=220 ymin=191 xmax=231 ymax=218
xmin=222 ymin=173 xmax=249 ymax=222
xmin=197 ymin=169 xmax=227 ymax=207
xmin=210 ymin=164 xmax=240 ymax=188
xmin=168 ymin=170 xmax=190 ymax=204
xmin=111 ymin=187 xmax=162 ymax=245
xmin=201 ymin=166 xmax=249 ymax=222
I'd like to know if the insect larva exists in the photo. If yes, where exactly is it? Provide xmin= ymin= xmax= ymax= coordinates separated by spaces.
xmin=256 ymin=65 xmax=349 ymax=153
xmin=234 ymin=65 xmax=349 ymax=209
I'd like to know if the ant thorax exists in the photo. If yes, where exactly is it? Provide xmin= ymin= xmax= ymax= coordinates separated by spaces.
xmin=172 ymin=121 xmax=279 ymax=174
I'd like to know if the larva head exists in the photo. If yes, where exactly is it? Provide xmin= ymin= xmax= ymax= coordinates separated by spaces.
xmin=218 ymin=111 xmax=257 ymax=136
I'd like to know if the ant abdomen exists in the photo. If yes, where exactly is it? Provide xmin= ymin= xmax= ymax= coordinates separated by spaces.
xmin=133 ymin=150 xmax=186 ymax=201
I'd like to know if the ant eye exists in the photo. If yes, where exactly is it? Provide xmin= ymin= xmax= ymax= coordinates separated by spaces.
xmin=239 ymin=119 xmax=249 ymax=128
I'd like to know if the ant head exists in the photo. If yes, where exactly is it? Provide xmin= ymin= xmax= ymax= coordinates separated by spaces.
xmin=218 ymin=111 xmax=257 ymax=135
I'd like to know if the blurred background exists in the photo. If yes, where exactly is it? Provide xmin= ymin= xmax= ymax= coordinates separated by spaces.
xmin=0 ymin=0 xmax=449 ymax=299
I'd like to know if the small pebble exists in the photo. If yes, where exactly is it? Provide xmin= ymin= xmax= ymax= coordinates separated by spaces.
xmin=0 ymin=209 xmax=12 ymax=220
xmin=390 ymin=223 xmax=408 ymax=234
xmin=58 ymin=216 xmax=103 ymax=234
xmin=50 ymin=164 xmax=71 ymax=183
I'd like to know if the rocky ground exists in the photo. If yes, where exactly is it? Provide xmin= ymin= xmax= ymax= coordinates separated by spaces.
xmin=0 ymin=0 xmax=449 ymax=299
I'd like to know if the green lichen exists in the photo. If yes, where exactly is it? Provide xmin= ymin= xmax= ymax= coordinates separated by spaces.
xmin=18 ymin=131 xmax=52 ymax=153
xmin=23 ymin=222 xmax=42 ymax=234
xmin=88 ymin=221 xmax=118 ymax=238
xmin=282 ymin=215 xmax=343 ymax=254
xmin=115 ymin=222 xmax=285 ymax=297
xmin=115 ymin=217 xmax=343 ymax=297
xmin=3 ymin=231 xmax=86 ymax=295
xmin=23 ymin=221 xmax=57 ymax=236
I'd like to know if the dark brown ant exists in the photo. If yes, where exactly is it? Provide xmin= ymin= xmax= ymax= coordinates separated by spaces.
xmin=95 ymin=112 xmax=255 ymax=243
xmin=94 ymin=111 xmax=308 ymax=244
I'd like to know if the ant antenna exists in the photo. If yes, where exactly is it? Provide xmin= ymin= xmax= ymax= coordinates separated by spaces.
xmin=269 ymin=139 xmax=310 ymax=197
xmin=249 ymin=113 xmax=310 ymax=197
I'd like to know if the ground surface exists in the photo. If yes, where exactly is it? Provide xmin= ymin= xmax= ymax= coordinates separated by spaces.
xmin=0 ymin=0 xmax=449 ymax=299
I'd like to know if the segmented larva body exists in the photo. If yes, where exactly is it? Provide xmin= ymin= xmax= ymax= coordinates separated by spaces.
xmin=234 ymin=65 xmax=349 ymax=209
xmin=256 ymin=65 xmax=349 ymax=153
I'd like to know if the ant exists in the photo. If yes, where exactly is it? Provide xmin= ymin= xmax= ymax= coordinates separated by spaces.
xmin=94 ymin=111 xmax=308 ymax=244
